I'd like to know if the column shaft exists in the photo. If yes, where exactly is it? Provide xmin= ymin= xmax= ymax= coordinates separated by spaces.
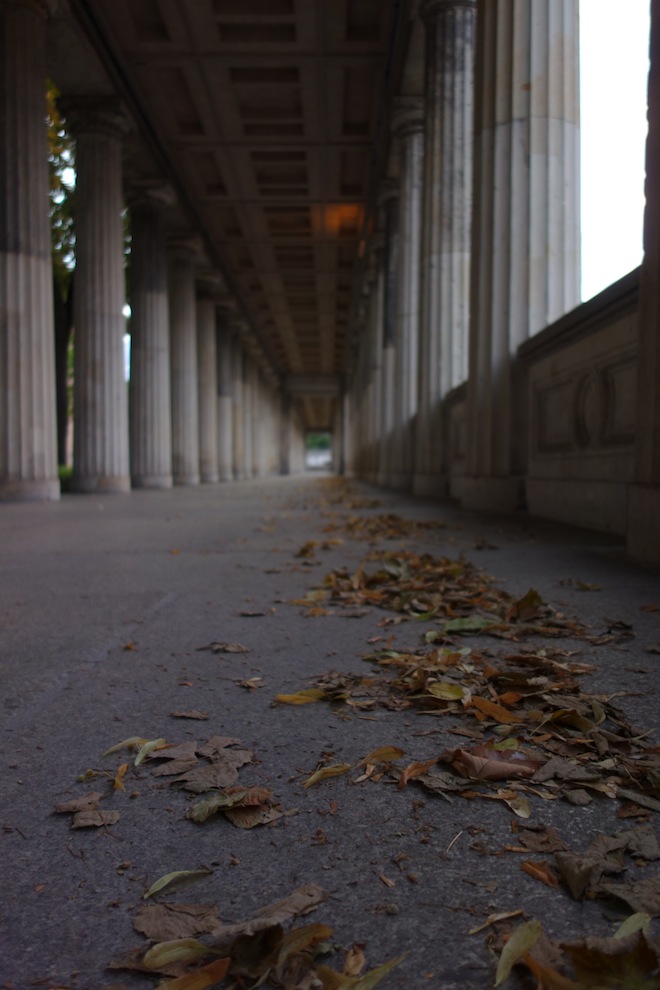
xmin=0 ymin=0 xmax=59 ymax=499
xmin=69 ymin=101 xmax=130 ymax=493
xmin=128 ymin=192 xmax=172 ymax=488
xmin=414 ymin=0 xmax=476 ymax=495
xmin=168 ymin=242 xmax=200 ymax=485
xmin=231 ymin=332 xmax=245 ymax=479
xmin=377 ymin=187 xmax=399 ymax=486
xmin=216 ymin=310 xmax=233 ymax=481
xmin=463 ymin=0 xmax=580 ymax=508
xmin=389 ymin=105 xmax=424 ymax=490
xmin=197 ymin=292 xmax=219 ymax=483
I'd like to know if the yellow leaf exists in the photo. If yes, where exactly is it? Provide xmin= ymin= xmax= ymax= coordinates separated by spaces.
xmin=135 ymin=738 xmax=169 ymax=766
xmin=104 ymin=736 xmax=148 ymax=757
xmin=144 ymin=869 xmax=213 ymax=900
xmin=427 ymin=682 xmax=465 ymax=701
xmin=303 ymin=763 xmax=353 ymax=788
xmin=495 ymin=919 xmax=542 ymax=987
xmin=343 ymin=943 xmax=366 ymax=977
xmin=156 ymin=957 xmax=230 ymax=990
xmin=275 ymin=689 xmax=327 ymax=705
xmin=357 ymin=746 xmax=404 ymax=767
xmin=143 ymin=939 xmax=210 ymax=970
xmin=318 ymin=953 xmax=406 ymax=989
xmin=113 ymin=763 xmax=128 ymax=792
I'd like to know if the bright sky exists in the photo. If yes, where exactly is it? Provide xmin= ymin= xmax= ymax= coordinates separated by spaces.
xmin=580 ymin=0 xmax=650 ymax=300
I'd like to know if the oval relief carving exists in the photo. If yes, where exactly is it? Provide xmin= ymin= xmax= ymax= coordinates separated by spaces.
xmin=574 ymin=369 xmax=603 ymax=449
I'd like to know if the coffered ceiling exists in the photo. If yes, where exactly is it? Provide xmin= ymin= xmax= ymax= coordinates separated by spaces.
xmin=56 ymin=0 xmax=410 ymax=430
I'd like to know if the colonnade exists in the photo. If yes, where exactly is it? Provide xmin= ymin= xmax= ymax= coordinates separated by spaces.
xmin=0 ymin=0 xmax=300 ymax=500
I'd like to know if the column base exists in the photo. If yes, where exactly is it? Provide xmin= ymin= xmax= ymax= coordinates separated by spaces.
xmin=73 ymin=474 xmax=130 ymax=494
xmin=412 ymin=473 xmax=448 ymax=498
xmin=131 ymin=474 xmax=173 ymax=490
xmin=527 ymin=478 xmax=627 ymax=536
xmin=627 ymin=484 xmax=660 ymax=564
xmin=174 ymin=473 xmax=200 ymax=486
xmin=385 ymin=471 xmax=413 ymax=492
xmin=201 ymin=473 xmax=219 ymax=484
xmin=459 ymin=475 xmax=526 ymax=513
xmin=218 ymin=470 xmax=234 ymax=482
xmin=0 ymin=478 xmax=60 ymax=501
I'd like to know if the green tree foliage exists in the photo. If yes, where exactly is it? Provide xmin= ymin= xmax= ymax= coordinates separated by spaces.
xmin=46 ymin=81 xmax=75 ymax=287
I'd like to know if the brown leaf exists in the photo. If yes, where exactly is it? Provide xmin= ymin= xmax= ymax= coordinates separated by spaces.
xmin=447 ymin=744 xmax=542 ymax=781
xmin=133 ymin=903 xmax=222 ymax=941
xmin=54 ymin=791 xmax=103 ymax=814
xmin=207 ymin=884 xmax=325 ymax=947
xmin=174 ymin=750 xmax=253 ymax=793
xmin=397 ymin=757 xmax=439 ymax=789
xmin=520 ymin=860 xmax=559 ymax=888
xmin=224 ymin=804 xmax=286 ymax=829
xmin=170 ymin=711 xmax=209 ymax=721
xmin=599 ymin=878 xmax=660 ymax=916
xmin=197 ymin=641 xmax=249 ymax=653
xmin=71 ymin=810 xmax=120 ymax=828
xmin=470 ymin=696 xmax=522 ymax=725
xmin=197 ymin=735 xmax=243 ymax=757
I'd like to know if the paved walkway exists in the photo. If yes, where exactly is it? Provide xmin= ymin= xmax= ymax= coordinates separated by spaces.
xmin=1 ymin=475 xmax=659 ymax=989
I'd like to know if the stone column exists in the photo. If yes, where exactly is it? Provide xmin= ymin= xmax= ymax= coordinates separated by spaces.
xmin=216 ymin=307 xmax=234 ymax=481
xmin=0 ymin=0 xmax=58 ymax=500
xmin=279 ymin=393 xmax=291 ymax=475
xmin=413 ymin=0 xmax=476 ymax=496
xmin=167 ymin=236 xmax=200 ymax=485
xmin=388 ymin=101 xmax=424 ymax=490
xmin=377 ymin=182 xmax=400 ymax=486
xmin=65 ymin=98 xmax=131 ymax=493
xmin=196 ymin=274 xmax=220 ymax=483
xmin=230 ymin=328 xmax=245 ymax=479
xmin=128 ymin=184 xmax=173 ymax=489
xmin=462 ymin=0 xmax=580 ymax=510
xmin=242 ymin=352 xmax=254 ymax=478
xmin=628 ymin=0 xmax=660 ymax=562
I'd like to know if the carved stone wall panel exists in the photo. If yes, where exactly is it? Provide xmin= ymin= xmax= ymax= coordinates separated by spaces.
xmin=526 ymin=306 xmax=638 ymax=483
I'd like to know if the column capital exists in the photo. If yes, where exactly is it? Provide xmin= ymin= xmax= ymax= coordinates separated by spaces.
xmin=58 ymin=96 xmax=131 ymax=140
xmin=166 ymin=232 xmax=203 ymax=264
xmin=126 ymin=180 xmax=175 ymax=213
xmin=196 ymin=269 xmax=226 ymax=299
xmin=391 ymin=97 xmax=424 ymax=140
xmin=420 ymin=0 xmax=476 ymax=24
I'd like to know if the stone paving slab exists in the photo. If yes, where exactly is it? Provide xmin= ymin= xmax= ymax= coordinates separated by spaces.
xmin=0 ymin=475 xmax=659 ymax=989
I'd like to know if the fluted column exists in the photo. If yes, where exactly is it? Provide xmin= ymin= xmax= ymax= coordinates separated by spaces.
xmin=216 ymin=307 xmax=234 ymax=481
xmin=628 ymin=0 xmax=660 ymax=562
xmin=0 ymin=0 xmax=58 ymax=500
xmin=230 ymin=328 xmax=245 ymax=479
xmin=167 ymin=236 xmax=200 ymax=485
xmin=196 ymin=274 xmax=220 ymax=483
xmin=128 ymin=184 xmax=173 ymax=489
xmin=413 ymin=0 xmax=476 ymax=496
xmin=388 ymin=101 xmax=424 ymax=491
xmin=462 ymin=0 xmax=580 ymax=510
xmin=63 ymin=98 xmax=130 ymax=493
xmin=279 ymin=393 xmax=291 ymax=475
xmin=377 ymin=182 xmax=400 ymax=486
xmin=242 ymin=352 xmax=254 ymax=479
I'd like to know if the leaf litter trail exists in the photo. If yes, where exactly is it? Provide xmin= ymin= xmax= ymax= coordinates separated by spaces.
xmin=4 ymin=475 xmax=660 ymax=990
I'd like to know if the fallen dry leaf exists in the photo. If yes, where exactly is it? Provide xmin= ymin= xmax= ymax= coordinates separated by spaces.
xmin=71 ymin=810 xmax=120 ymax=828
xmin=134 ymin=903 xmax=222 ymax=941
xmin=170 ymin=711 xmax=209 ymax=721
xmin=144 ymin=869 xmax=213 ymax=900
xmin=207 ymin=884 xmax=325 ymax=946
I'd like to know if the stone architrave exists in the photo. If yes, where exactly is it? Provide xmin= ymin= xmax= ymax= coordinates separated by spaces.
xmin=413 ymin=0 xmax=476 ymax=497
xmin=167 ymin=235 xmax=200 ymax=485
xmin=128 ymin=183 xmax=173 ymax=489
xmin=216 ymin=306 xmax=234 ymax=481
xmin=628 ymin=0 xmax=660 ymax=562
xmin=196 ymin=273 xmax=221 ymax=484
xmin=0 ymin=0 xmax=59 ymax=500
xmin=462 ymin=0 xmax=580 ymax=510
xmin=389 ymin=99 xmax=424 ymax=491
xmin=64 ymin=97 xmax=131 ymax=494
